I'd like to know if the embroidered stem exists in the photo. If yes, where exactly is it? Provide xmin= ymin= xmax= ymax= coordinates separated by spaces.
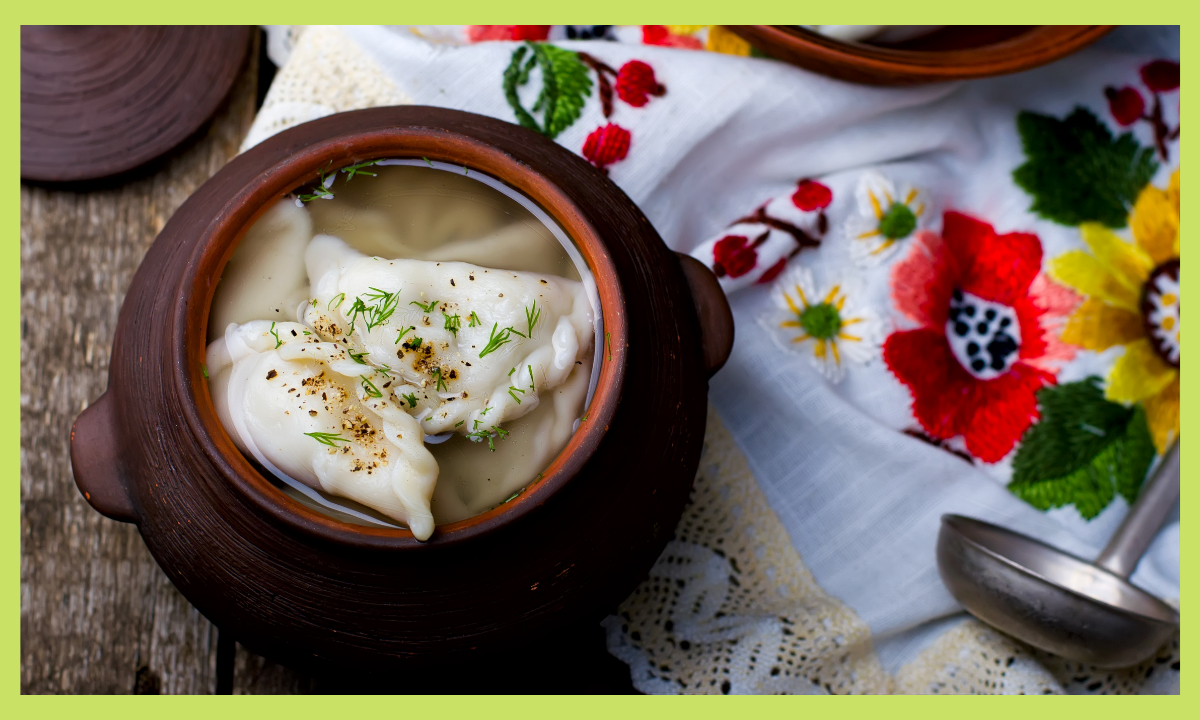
xmin=734 ymin=206 xmax=824 ymax=251
xmin=577 ymin=52 xmax=616 ymax=118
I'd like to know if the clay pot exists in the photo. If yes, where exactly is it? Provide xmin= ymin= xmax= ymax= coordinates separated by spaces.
xmin=70 ymin=106 xmax=732 ymax=670
xmin=726 ymin=26 xmax=1114 ymax=86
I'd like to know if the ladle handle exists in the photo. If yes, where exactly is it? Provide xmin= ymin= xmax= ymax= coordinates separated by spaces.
xmin=1094 ymin=440 xmax=1179 ymax=578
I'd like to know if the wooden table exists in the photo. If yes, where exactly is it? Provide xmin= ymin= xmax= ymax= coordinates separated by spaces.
xmin=20 ymin=39 xmax=634 ymax=695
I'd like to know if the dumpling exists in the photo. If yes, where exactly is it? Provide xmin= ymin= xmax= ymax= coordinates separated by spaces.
xmin=206 ymin=320 xmax=439 ymax=540
xmin=300 ymin=235 xmax=595 ymax=445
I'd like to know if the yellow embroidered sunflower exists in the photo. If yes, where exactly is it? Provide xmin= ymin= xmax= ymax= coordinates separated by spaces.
xmin=1049 ymin=169 xmax=1180 ymax=452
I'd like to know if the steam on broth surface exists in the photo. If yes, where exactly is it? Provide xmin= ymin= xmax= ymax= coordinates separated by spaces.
xmin=206 ymin=162 xmax=599 ymax=539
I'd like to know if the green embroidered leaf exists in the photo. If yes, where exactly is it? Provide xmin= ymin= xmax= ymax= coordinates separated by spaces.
xmin=1012 ymin=107 xmax=1158 ymax=228
xmin=1008 ymin=377 xmax=1156 ymax=519
xmin=502 ymin=42 xmax=591 ymax=140
xmin=535 ymin=44 xmax=591 ymax=139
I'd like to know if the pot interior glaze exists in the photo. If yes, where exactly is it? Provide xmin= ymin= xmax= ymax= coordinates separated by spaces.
xmin=183 ymin=128 xmax=627 ymax=549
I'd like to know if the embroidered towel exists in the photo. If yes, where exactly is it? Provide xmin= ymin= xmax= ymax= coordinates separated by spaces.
xmin=248 ymin=25 xmax=1181 ymax=691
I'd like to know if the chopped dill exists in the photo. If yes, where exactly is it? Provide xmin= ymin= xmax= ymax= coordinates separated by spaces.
xmin=473 ymin=419 xmax=482 ymax=430
xmin=466 ymin=425 xmax=509 ymax=451
xmin=269 ymin=322 xmax=282 ymax=349
xmin=404 ymin=336 xmax=423 ymax=350
xmin=395 ymin=325 xmax=416 ymax=344
xmin=304 ymin=431 xmax=351 ymax=447
xmin=201 ymin=363 xmax=209 ymax=379
xmin=348 ymin=287 xmax=400 ymax=333
xmin=455 ymin=420 xmax=465 ymax=427
xmin=311 ymin=299 xmax=319 ymax=307
xmin=296 ymin=169 xmax=335 ymax=203
xmin=422 ymin=156 xmax=434 ymax=168
xmin=348 ymin=349 xmax=369 ymax=364
xmin=508 ymin=367 xmax=516 ymax=376
xmin=432 ymin=367 xmax=448 ymax=392
xmin=361 ymin=376 xmax=383 ymax=398
xmin=606 ymin=331 xmax=612 ymax=362
xmin=376 ymin=364 xmax=393 ymax=379
xmin=341 ymin=160 xmax=378 ymax=181
xmin=524 ymin=300 xmax=542 ymax=339
xmin=528 ymin=365 xmax=536 ymax=392
xmin=328 ymin=293 xmax=346 ymax=310
xmin=479 ymin=323 xmax=524 ymax=358
xmin=410 ymin=299 xmax=439 ymax=313
xmin=467 ymin=311 xmax=482 ymax=328
xmin=507 ymin=387 xmax=525 ymax=404
xmin=402 ymin=392 xmax=418 ymax=408
xmin=443 ymin=312 xmax=461 ymax=337
xmin=480 ymin=406 xmax=491 ymax=416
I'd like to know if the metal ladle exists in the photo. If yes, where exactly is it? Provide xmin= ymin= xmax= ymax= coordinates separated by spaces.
xmin=937 ymin=442 xmax=1180 ymax=668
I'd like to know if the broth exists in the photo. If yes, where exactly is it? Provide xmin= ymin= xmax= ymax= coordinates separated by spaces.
xmin=207 ymin=162 xmax=600 ymax=530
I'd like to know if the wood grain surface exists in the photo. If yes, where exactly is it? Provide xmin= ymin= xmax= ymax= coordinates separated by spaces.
xmin=19 ymin=38 xmax=262 ymax=695
xmin=20 ymin=39 xmax=635 ymax=694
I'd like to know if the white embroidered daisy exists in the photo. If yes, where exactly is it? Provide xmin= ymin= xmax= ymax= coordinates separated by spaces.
xmin=761 ymin=265 xmax=882 ymax=382
xmin=845 ymin=170 xmax=927 ymax=266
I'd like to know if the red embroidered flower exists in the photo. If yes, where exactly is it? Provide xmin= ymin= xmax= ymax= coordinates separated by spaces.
xmin=883 ymin=212 xmax=1078 ymax=463
xmin=712 ymin=235 xmax=758 ymax=278
xmin=467 ymin=26 xmax=551 ymax=43
xmin=615 ymin=61 xmax=666 ymax=107
xmin=582 ymin=123 xmax=631 ymax=172
xmin=1140 ymin=60 xmax=1180 ymax=92
xmin=1105 ymin=86 xmax=1145 ymax=126
xmin=791 ymin=180 xmax=833 ymax=212
xmin=641 ymin=25 xmax=704 ymax=50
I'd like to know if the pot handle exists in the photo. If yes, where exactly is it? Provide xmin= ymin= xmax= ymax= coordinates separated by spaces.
xmin=71 ymin=391 xmax=138 ymax=523
xmin=676 ymin=252 xmax=735 ymax=377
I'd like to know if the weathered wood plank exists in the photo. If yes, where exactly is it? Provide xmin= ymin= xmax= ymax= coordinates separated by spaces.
xmin=20 ymin=38 xmax=259 ymax=695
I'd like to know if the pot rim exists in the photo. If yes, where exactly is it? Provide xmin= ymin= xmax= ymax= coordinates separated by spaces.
xmin=172 ymin=110 xmax=627 ymax=550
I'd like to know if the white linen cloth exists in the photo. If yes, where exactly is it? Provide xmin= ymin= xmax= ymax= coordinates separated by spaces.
xmin=248 ymin=25 xmax=1180 ymax=688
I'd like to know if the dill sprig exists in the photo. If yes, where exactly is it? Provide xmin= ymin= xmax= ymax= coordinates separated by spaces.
xmin=508 ymin=387 xmax=525 ymax=404
xmin=376 ymin=364 xmax=393 ymax=379
xmin=402 ymin=392 xmax=418 ymax=409
xmin=297 ymin=169 xmax=336 ymax=203
xmin=479 ymin=323 xmax=525 ymax=358
xmin=347 ymin=349 xmax=369 ymax=364
xmin=466 ymin=425 xmax=509 ymax=452
xmin=403 ymin=336 xmax=423 ymax=350
xmin=467 ymin=311 xmax=482 ymax=328
xmin=341 ymin=160 xmax=378 ymax=181
xmin=304 ymin=431 xmax=351 ymax=447
xmin=524 ymin=300 xmax=542 ymax=339
xmin=432 ymin=367 xmax=448 ymax=392
xmin=328 ymin=293 xmax=346 ymax=310
xmin=508 ymin=367 xmax=516 ymax=376
xmin=422 ymin=156 xmax=434 ymax=168
xmin=395 ymin=325 xmax=416 ymax=344
xmin=410 ymin=299 xmax=439 ymax=313
xmin=480 ymin=406 xmax=491 ymax=416
xmin=201 ymin=364 xmax=208 ymax=379
xmin=348 ymin=287 xmax=400 ymax=333
xmin=269 ymin=322 xmax=282 ymax=349
xmin=443 ymin=312 xmax=461 ymax=337
xmin=455 ymin=420 xmax=465 ymax=427
xmin=361 ymin=376 xmax=383 ymax=398
xmin=528 ymin=365 xmax=536 ymax=392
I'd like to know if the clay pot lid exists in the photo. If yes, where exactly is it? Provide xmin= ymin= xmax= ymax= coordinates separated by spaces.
xmin=20 ymin=25 xmax=253 ymax=183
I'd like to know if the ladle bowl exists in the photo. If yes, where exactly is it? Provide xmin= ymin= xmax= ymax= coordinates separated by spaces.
xmin=937 ymin=443 xmax=1179 ymax=668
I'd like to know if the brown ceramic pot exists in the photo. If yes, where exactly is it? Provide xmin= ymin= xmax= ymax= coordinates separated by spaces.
xmin=70 ymin=106 xmax=733 ymax=670
xmin=727 ymin=26 xmax=1114 ymax=86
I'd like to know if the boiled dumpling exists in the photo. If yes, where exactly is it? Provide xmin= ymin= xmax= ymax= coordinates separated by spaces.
xmin=206 ymin=320 xmax=438 ymax=540
xmin=300 ymin=235 xmax=595 ymax=445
